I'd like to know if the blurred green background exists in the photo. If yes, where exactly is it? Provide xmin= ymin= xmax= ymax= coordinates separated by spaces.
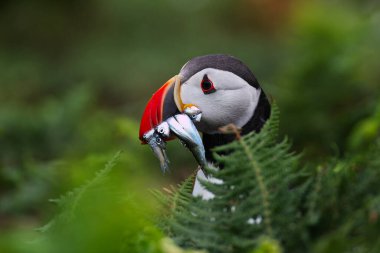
xmin=0 ymin=0 xmax=379 ymax=251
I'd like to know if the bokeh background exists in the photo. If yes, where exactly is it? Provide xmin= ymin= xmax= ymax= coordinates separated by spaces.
xmin=0 ymin=0 xmax=379 ymax=251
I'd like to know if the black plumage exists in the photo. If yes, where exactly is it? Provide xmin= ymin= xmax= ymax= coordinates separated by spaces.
xmin=180 ymin=54 xmax=260 ymax=89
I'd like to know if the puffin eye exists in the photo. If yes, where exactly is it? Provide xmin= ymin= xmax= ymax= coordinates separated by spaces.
xmin=201 ymin=75 xmax=216 ymax=94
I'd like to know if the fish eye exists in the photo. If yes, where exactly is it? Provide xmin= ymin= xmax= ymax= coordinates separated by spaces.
xmin=201 ymin=75 xmax=216 ymax=94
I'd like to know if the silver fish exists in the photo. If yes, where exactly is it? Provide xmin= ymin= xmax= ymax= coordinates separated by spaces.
xmin=143 ymin=107 xmax=206 ymax=172
xmin=156 ymin=121 xmax=171 ymax=138
xmin=167 ymin=114 xmax=207 ymax=168
xmin=143 ymin=129 xmax=170 ymax=173
xmin=184 ymin=105 xmax=202 ymax=122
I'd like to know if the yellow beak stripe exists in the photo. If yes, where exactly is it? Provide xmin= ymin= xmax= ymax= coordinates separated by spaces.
xmin=174 ymin=75 xmax=184 ymax=112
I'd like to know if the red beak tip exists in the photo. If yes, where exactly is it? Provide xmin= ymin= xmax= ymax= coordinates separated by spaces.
xmin=139 ymin=77 xmax=175 ymax=143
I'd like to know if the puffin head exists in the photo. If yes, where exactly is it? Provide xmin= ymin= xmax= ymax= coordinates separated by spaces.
xmin=178 ymin=55 xmax=264 ymax=134
xmin=139 ymin=54 xmax=271 ymax=162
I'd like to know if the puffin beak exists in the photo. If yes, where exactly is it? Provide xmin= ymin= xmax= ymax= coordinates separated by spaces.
xmin=139 ymin=75 xmax=206 ymax=172
xmin=139 ymin=76 xmax=179 ymax=143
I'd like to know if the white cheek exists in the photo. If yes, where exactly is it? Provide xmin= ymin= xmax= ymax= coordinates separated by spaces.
xmin=181 ymin=84 xmax=260 ymax=134
xmin=205 ymin=86 xmax=259 ymax=129
xmin=181 ymin=84 xmax=203 ymax=106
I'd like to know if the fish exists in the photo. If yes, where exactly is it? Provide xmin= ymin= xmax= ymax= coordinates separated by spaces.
xmin=166 ymin=114 xmax=207 ymax=169
xmin=143 ymin=129 xmax=170 ymax=173
xmin=143 ymin=108 xmax=206 ymax=173
xmin=184 ymin=105 xmax=202 ymax=122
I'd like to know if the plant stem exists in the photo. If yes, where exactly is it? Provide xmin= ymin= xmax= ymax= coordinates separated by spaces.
xmin=239 ymin=137 xmax=273 ymax=236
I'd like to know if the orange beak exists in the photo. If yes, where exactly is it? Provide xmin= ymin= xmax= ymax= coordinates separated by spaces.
xmin=139 ymin=76 xmax=183 ymax=143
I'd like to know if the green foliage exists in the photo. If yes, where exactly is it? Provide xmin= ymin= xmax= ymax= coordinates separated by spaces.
xmin=161 ymin=238 xmax=207 ymax=253
xmin=348 ymin=102 xmax=380 ymax=150
xmin=2 ymin=106 xmax=380 ymax=253
xmin=277 ymin=1 xmax=380 ymax=157
xmin=158 ymin=105 xmax=380 ymax=253
xmin=160 ymin=105 xmax=307 ymax=252
xmin=250 ymin=237 xmax=282 ymax=253
xmin=307 ymin=142 xmax=380 ymax=253
xmin=152 ymin=174 xmax=196 ymax=235
xmin=0 ymin=152 xmax=179 ymax=253
xmin=36 ymin=151 xmax=122 ymax=233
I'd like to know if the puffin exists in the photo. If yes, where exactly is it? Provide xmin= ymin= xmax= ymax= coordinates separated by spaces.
xmin=139 ymin=54 xmax=271 ymax=198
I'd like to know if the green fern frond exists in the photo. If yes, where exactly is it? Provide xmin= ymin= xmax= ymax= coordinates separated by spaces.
xmin=158 ymin=105 xmax=380 ymax=253
xmin=36 ymin=151 xmax=122 ymax=233
xmin=160 ymin=104 xmax=309 ymax=253
xmin=153 ymin=174 xmax=195 ymax=234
